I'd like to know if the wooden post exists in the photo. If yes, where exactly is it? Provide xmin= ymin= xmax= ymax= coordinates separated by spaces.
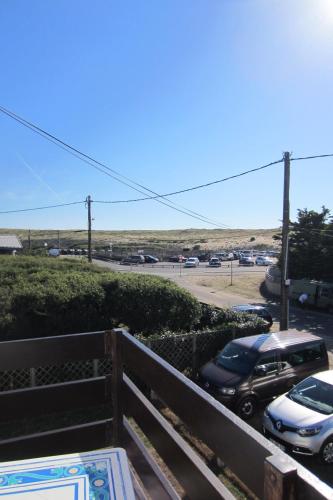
xmin=280 ymin=152 xmax=290 ymax=331
xmin=107 ymin=329 xmax=123 ymax=446
xmin=264 ymin=454 xmax=297 ymax=500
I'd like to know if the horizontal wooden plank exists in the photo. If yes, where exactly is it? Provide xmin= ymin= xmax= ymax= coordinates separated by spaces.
xmin=120 ymin=330 xmax=333 ymax=500
xmin=0 ymin=377 xmax=111 ymax=421
xmin=0 ymin=419 xmax=112 ymax=461
xmin=0 ymin=331 xmax=107 ymax=369
xmin=123 ymin=417 xmax=180 ymax=500
xmin=123 ymin=374 xmax=235 ymax=500
xmin=120 ymin=330 xmax=284 ymax=499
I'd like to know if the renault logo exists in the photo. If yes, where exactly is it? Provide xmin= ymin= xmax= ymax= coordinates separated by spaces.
xmin=276 ymin=420 xmax=282 ymax=431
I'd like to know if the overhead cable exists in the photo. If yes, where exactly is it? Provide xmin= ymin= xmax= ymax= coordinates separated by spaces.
xmin=0 ymin=201 xmax=84 ymax=214
xmin=0 ymin=105 xmax=230 ymax=229
xmin=94 ymin=159 xmax=284 ymax=204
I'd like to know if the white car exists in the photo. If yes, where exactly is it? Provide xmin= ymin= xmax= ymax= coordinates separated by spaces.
xmin=263 ymin=370 xmax=333 ymax=463
xmin=255 ymin=256 xmax=273 ymax=266
xmin=184 ymin=257 xmax=199 ymax=268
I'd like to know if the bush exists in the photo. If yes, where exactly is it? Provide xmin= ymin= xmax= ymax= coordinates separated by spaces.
xmin=0 ymin=256 xmax=201 ymax=339
xmin=101 ymin=273 xmax=201 ymax=334
xmin=196 ymin=303 xmax=270 ymax=335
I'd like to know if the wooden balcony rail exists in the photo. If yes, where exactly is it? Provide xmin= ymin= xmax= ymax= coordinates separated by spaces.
xmin=0 ymin=329 xmax=331 ymax=500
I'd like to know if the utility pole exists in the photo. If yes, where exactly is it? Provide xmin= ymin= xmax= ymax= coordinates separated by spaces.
xmin=280 ymin=152 xmax=290 ymax=331
xmin=57 ymin=230 xmax=60 ymax=250
xmin=28 ymin=230 xmax=31 ymax=251
xmin=86 ymin=195 xmax=92 ymax=263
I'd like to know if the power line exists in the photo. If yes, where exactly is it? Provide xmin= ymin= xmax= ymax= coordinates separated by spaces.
xmin=94 ymin=159 xmax=284 ymax=204
xmin=0 ymin=105 xmax=230 ymax=229
xmin=291 ymin=153 xmax=333 ymax=161
xmin=0 ymin=201 xmax=84 ymax=214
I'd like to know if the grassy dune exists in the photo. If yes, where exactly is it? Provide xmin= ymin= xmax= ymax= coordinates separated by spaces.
xmin=0 ymin=227 xmax=279 ymax=252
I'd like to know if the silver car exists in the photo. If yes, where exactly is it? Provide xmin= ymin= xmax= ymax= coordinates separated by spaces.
xmin=263 ymin=370 xmax=333 ymax=464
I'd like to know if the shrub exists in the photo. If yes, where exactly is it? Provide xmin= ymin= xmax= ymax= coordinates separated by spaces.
xmin=101 ymin=273 xmax=201 ymax=334
xmin=0 ymin=256 xmax=201 ymax=339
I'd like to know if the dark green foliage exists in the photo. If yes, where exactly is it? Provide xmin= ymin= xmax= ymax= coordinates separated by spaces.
xmin=275 ymin=207 xmax=333 ymax=281
xmin=0 ymin=256 xmax=201 ymax=339
xmin=196 ymin=303 xmax=270 ymax=334
xmin=101 ymin=273 xmax=200 ymax=335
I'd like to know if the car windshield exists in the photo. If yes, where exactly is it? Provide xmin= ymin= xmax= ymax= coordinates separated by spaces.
xmin=215 ymin=343 xmax=258 ymax=375
xmin=288 ymin=377 xmax=333 ymax=415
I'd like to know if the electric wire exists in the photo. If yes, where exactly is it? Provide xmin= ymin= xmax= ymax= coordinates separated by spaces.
xmin=291 ymin=154 xmax=333 ymax=161
xmin=94 ymin=159 xmax=284 ymax=203
xmin=0 ymin=105 xmax=230 ymax=228
xmin=0 ymin=201 xmax=84 ymax=214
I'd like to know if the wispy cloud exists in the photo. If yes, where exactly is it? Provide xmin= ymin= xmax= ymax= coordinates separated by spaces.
xmin=17 ymin=153 xmax=63 ymax=202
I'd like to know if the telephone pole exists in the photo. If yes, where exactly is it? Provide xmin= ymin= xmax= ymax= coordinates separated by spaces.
xmin=280 ymin=152 xmax=290 ymax=331
xmin=86 ymin=195 xmax=92 ymax=263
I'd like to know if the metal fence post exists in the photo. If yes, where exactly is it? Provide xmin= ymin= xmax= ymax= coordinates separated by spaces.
xmin=192 ymin=335 xmax=197 ymax=378
xmin=30 ymin=368 xmax=36 ymax=387
xmin=264 ymin=455 xmax=297 ymax=500
xmin=93 ymin=359 xmax=99 ymax=377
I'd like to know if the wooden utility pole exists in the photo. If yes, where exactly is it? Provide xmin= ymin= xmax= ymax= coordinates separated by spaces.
xmin=87 ymin=195 xmax=92 ymax=263
xmin=280 ymin=152 xmax=290 ymax=331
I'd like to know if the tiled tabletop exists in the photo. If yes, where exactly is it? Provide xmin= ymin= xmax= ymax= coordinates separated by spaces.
xmin=0 ymin=448 xmax=135 ymax=500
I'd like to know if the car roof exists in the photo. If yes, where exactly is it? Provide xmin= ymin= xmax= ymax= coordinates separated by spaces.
xmin=232 ymin=330 xmax=323 ymax=353
xmin=312 ymin=370 xmax=333 ymax=385
xmin=232 ymin=304 xmax=267 ymax=312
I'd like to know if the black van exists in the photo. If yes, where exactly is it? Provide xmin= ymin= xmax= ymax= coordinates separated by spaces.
xmin=199 ymin=330 xmax=328 ymax=419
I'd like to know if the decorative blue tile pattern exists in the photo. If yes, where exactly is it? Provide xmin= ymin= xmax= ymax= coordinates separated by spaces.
xmin=0 ymin=448 xmax=134 ymax=500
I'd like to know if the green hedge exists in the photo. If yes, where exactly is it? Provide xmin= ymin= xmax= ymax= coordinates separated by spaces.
xmin=0 ymin=256 xmax=269 ymax=340
xmin=0 ymin=256 xmax=201 ymax=339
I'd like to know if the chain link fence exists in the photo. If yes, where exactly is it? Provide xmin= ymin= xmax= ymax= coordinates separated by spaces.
xmin=0 ymin=329 xmax=234 ymax=391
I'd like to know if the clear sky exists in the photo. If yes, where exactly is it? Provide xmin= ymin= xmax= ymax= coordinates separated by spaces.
xmin=0 ymin=0 xmax=333 ymax=231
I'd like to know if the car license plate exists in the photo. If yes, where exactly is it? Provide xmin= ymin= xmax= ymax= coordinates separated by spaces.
xmin=269 ymin=437 xmax=286 ymax=452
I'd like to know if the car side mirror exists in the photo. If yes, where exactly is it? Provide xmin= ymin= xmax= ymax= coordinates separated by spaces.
xmin=254 ymin=365 xmax=267 ymax=377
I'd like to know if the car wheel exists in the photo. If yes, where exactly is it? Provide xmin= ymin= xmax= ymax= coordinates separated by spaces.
xmin=236 ymin=396 xmax=257 ymax=420
xmin=320 ymin=438 xmax=333 ymax=464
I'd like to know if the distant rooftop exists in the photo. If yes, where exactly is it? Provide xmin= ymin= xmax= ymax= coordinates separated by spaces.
xmin=0 ymin=234 xmax=23 ymax=250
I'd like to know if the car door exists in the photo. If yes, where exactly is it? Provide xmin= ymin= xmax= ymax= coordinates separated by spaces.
xmin=250 ymin=352 xmax=281 ymax=401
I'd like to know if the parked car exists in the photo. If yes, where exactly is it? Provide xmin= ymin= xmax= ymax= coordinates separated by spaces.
xmin=48 ymin=248 xmax=61 ymax=257
xmin=239 ymin=256 xmax=254 ymax=266
xmin=198 ymin=253 xmax=211 ymax=262
xmin=121 ymin=255 xmax=145 ymax=265
xmin=169 ymin=255 xmax=187 ymax=263
xmin=256 ymin=256 xmax=273 ymax=266
xmin=144 ymin=255 xmax=159 ymax=263
xmin=263 ymin=370 xmax=333 ymax=463
xmin=208 ymin=257 xmax=222 ymax=267
xmin=199 ymin=330 xmax=328 ymax=419
xmin=184 ymin=257 xmax=199 ymax=268
xmin=215 ymin=252 xmax=230 ymax=261
xmin=231 ymin=304 xmax=273 ymax=327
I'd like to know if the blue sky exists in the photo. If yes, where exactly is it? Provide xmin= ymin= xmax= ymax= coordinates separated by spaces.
xmin=1 ymin=0 xmax=333 ymax=230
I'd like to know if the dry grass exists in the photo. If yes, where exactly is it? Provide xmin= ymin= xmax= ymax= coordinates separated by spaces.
xmin=190 ymin=272 xmax=267 ymax=301
xmin=0 ymin=227 xmax=279 ymax=251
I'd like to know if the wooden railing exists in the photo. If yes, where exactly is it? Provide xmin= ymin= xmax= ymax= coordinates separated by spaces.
xmin=0 ymin=329 xmax=331 ymax=499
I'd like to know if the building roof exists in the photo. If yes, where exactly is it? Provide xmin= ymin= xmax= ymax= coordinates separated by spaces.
xmin=0 ymin=234 xmax=23 ymax=250
xmin=234 ymin=330 xmax=322 ymax=353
